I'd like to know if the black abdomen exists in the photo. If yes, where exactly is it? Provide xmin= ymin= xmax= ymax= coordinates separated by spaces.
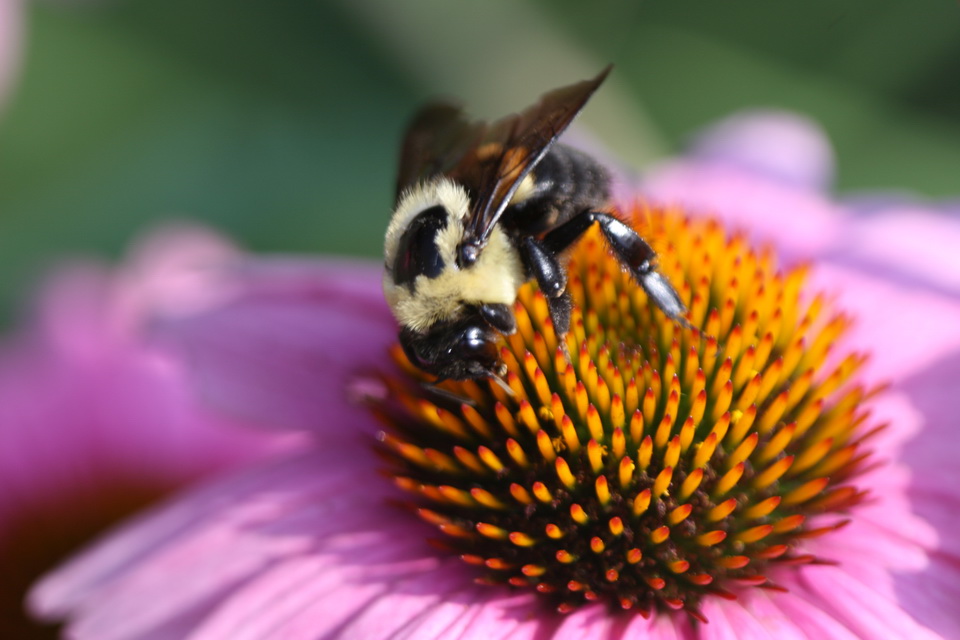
xmin=502 ymin=143 xmax=611 ymax=236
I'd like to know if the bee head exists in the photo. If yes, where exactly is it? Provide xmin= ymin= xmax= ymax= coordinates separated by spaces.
xmin=399 ymin=313 xmax=501 ymax=381
xmin=383 ymin=178 xmax=525 ymax=364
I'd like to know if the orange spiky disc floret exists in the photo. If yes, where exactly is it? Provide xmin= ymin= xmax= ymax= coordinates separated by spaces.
xmin=374 ymin=203 xmax=880 ymax=621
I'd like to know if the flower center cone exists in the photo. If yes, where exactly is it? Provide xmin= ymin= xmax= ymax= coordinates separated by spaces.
xmin=374 ymin=203 xmax=879 ymax=622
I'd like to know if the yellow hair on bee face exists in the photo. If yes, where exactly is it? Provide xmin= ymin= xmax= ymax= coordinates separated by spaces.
xmin=383 ymin=178 xmax=525 ymax=333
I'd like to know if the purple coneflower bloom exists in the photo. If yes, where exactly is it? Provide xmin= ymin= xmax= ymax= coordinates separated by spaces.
xmin=0 ymin=228 xmax=296 ymax=637
xmin=29 ymin=113 xmax=960 ymax=639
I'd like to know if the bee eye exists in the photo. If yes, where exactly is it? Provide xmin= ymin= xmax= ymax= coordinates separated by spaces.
xmin=457 ymin=325 xmax=498 ymax=363
xmin=393 ymin=206 xmax=447 ymax=287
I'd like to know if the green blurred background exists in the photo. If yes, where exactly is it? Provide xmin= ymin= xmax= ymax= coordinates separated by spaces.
xmin=1 ymin=0 xmax=959 ymax=324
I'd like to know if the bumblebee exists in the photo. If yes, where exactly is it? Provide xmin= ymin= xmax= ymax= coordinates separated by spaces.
xmin=383 ymin=66 xmax=686 ymax=381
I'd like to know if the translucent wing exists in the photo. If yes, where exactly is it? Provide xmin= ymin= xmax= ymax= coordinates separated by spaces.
xmin=458 ymin=65 xmax=612 ymax=251
xmin=395 ymin=102 xmax=486 ymax=202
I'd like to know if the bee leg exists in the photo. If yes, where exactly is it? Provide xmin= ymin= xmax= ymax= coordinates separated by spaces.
xmin=542 ymin=211 xmax=689 ymax=325
xmin=520 ymin=237 xmax=573 ymax=338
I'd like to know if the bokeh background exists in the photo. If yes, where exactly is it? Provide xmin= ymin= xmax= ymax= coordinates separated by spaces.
xmin=1 ymin=0 xmax=959 ymax=325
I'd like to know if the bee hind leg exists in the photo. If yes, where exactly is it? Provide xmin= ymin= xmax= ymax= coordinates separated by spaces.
xmin=542 ymin=211 xmax=689 ymax=326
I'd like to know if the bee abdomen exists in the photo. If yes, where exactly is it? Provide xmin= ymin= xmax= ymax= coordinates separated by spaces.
xmin=552 ymin=143 xmax=610 ymax=208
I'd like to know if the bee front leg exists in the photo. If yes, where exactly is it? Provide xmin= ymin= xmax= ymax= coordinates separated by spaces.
xmin=520 ymin=237 xmax=573 ymax=338
xmin=542 ymin=211 xmax=688 ymax=324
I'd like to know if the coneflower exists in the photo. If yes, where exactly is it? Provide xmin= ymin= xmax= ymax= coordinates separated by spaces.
xmin=0 ymin=228 xmax=291 ymax=638
xmin=29 ymin=115 xmax=960 ymax=639
xmin=378 ymin=203 xmax=876 ymax=621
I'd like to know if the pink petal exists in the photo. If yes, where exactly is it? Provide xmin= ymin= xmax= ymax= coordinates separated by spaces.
xmin=641 ymin=162 xmax=845 ymax=261
xmin=0 ymin=342 xmax=285 ymax=520
xmin=112 ymin=224 xmax=246 ymax=326
xmin=907 ymin=481 xmax=960 ymax=560
xmin=30 ymin=445 xmax=367 ymax=619
xmin=32 ymin=438 xmax=474 ymax=638
xmin=697 ymin=597 xmax=777 ymax=640
xmin=810 ymin=512 xmax=933 ymax=582
xmin=153 ymin=258 xmax=396 ymax=435
xmin=830 ymin=209 xmax=960 ymax=298
xmin=793 ymin=566 xmax=944 ymax=640
xmin=637 ymin=111 xmax=851 ymax=262
xmin=686 ymin=110 xmax=836 ymax=191
xmin=381 ymin=586 xmax=516 ymax=640
xmin=192 ymin=545 xmax=471 ymax=639
xmin=0 ymin=226 xmax=296 ymax=521
xmin=193 ymin=554 xmax=390 ymax=640
xmin=0 ymin=225 xmax=300 ymax=637
xmin=882 ymin=555 xmax=960 ymax=640
xmin=34 ymin=225 xmax=243 ymax=357
xmin=892 ymin=346 xmax=960 ymax=552
xmin=33 ymin=432 xmax=564 ymax=640
xmin=697 ymin=593 xmax=859 ymax=640
xmin=446 ymin=592 xmax=554 ymax=640
xmin=551 ymin=605 xmax=617 ymax=640
xmin=809 ymin=263 xmax=960 ymax=384
xmin=620 ymin=612 xmax=695 ymax=640
xmin=767 ymin=595 xmax=865 ymax=640
xmin=304 ymin=558 xmax=479 ymax=640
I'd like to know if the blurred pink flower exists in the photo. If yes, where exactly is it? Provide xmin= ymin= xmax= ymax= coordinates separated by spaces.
xmin=0 ymin=227 xmax=298 ymax=638
xmin=28 ymin=115 xmax=960 ymax=639
xmin=0 ymin=0 xmax=22 ymax=111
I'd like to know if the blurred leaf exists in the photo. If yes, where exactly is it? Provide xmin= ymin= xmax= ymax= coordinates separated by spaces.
xmin=334 ymin=0 xmax=670 ymax=168
xmin=531 ymin=0 xmax=960 ymax=194
xmin=0 ymin=0 xmax=419 ymax=320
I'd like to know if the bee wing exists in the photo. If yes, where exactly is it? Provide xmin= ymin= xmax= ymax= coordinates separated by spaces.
xmin=460 ymin=65 xmax=612 ymax=245
xmin=395 ymin=102 xmax=487 ymax=201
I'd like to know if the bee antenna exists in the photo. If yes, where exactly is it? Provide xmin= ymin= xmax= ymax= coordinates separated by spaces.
xmin=421 ymin=381 xmax=477 ymax=408
xmin=457 ymin=241 xmax=482 ymax=268
xmin=488 ymin=373 xmax=515 ymax=397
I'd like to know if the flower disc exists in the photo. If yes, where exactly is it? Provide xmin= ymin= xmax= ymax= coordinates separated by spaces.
xmin=376 ymin=204 xmax=878 ymax=620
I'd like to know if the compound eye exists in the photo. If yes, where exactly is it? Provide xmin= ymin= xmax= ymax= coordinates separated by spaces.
xmin=393 ymin=206 xmax=447 ymax=288
xmin=457 ymin=325 xmax=498 ymax=364
xmin=399 ymin=329 xmax=434 ymax=371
